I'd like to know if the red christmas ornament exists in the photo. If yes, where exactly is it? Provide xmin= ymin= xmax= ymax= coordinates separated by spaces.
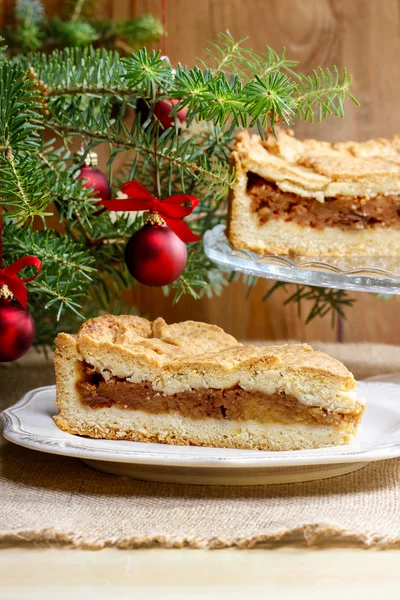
xmin=78 ymin=151 xmax=111 ymax=200
xmin=0 ymin=256 xmax=42 ymax=362
xmin=0 ymin=297 xmax=36 ymax=362
xmin=125 ymin=220 xmax=188 ymax=286
xmin=153 ymin=99 xmax=188 ymax=130
xmin=98 ymin=180 xmax=200 ymax=287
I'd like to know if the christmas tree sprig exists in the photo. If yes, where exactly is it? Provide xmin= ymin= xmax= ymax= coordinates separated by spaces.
xmin=1 ymin=34 xmax=360 ymax=343
xmin=0 ymin=61 xmax=49 ymax=218
xmin=19 ymin=43 xmax=358 ymax=133
xmin=262 ymin=282 xmax=356 ymax=327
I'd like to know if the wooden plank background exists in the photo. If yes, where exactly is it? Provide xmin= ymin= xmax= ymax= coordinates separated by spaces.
xmin=3 ymin=0 xmax=400 ymax=343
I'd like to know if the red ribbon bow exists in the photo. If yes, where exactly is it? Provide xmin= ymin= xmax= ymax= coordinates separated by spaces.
xmin=0 ymin=256 xmax=42 ymax=308
xmin=98 ymin=180 xmax=200 ymax=243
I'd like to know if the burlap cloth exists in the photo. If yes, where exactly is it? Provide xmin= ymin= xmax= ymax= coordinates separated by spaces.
xmin=1 ymin=342 xmax=400 ymax=550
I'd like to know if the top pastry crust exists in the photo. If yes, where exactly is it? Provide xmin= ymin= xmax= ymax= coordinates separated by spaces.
xmin=55 ymin=314 xmax=358 ymax=412
xmin=233 ymin=128 xmax=400 ymax=202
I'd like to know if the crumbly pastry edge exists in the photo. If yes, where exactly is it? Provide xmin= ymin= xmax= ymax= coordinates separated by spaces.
xmin=232 ymin=129 xmax=400 ymax=202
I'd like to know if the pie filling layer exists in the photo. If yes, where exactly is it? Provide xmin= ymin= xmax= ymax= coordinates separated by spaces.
xmin=247 ymin=173 xmax=400 ymax=231
xmin=76 ymin=362 xmax=363 ymax=430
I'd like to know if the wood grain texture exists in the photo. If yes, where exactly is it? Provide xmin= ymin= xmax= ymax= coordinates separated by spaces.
xmin=2 ymin=547 xmax=400 ymax=598
xmin=3 ymin=0 xmax=400 ymax=343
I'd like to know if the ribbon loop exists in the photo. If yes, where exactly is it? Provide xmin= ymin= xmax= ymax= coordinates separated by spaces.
xmin=99 ymin=180 xmax=201 ymax=244
xmin=0 ymin=256 xmax=42 ymax=308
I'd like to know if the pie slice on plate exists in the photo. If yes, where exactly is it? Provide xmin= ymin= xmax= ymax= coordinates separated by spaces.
xmin=54 ymin=315 xmax=364 ymax=451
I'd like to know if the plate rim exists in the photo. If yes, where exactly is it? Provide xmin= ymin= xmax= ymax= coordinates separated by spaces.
xmin=1 ymin=383 xmax=400 ymax=469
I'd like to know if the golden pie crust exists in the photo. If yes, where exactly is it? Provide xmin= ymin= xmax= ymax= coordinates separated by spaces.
xmin=235 ymin=128 xmax=400 ymax=202
xmin=53 ymin=315 xmax=363 ymax=451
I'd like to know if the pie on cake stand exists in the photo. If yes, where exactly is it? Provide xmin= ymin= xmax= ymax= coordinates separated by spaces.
xmin=205 ymin=128 xmax=400 ymax=295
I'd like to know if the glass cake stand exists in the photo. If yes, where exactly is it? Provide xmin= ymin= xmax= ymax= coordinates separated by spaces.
xmin=203 ymin=225 xmax=400 ymax=295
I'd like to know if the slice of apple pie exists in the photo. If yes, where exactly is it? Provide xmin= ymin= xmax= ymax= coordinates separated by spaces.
xmin=228 ymin=128 xmax=400 ymax=256
xmin=54 ymin=315 xmax=364 ymax=451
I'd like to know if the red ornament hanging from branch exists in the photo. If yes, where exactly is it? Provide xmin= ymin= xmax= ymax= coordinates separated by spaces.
xmin=77 ymin=150 xmax=111 ymax=201
xmin=137 ymin=1 xmax=188 ymax=132
xmin=0 ymin=298 xmax=36 ymax=363
xmin=153 ymin=98 xmax=188 ymax=130
xmin=99 ymin=180 xmax=200 ymax=287
xmin=136 ymin=95 xmax=188 ymax=131
xmin=125 ymin=215 xmax=188 ymax=287
xmin=0 ymin=256 xmax=42 ymax=362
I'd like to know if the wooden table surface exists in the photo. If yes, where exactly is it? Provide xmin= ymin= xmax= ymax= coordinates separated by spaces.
xmin=1 ymin=547 xmax=400 ymax=599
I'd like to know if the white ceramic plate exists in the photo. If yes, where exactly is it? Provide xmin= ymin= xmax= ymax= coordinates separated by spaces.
xmin=1 ymin=382 xmax=400 ymax=485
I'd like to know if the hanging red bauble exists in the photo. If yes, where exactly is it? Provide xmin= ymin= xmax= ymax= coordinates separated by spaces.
xmin=77 ymin=151 xmax=111 ymax=200
xmin=99 ymin=180 xmax=200 ymax=287
xmin=125 ymin=219 xmax=188 ymax=287
xmin=0 ymin=256 xmax=41 ymax=362
xmin=153 ymin=99 xmax=188 ymax=130
xmin=0 ymin=296 xmax=36 ymax=362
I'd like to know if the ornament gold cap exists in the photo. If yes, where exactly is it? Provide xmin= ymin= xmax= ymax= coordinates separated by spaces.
xmin=144 ymin=212 xmax=165 ymax=226
xmin=0 ymin=284 xmax=14 ymax=301
xmin=84 ymin=151 xmax=99 ymax=167
xmin=78 ymin=146 xmax=99 ymax=167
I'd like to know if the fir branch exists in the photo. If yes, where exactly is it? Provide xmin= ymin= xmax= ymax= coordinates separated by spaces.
xmin=4 ymin=1 xmax=45 ymax=53
xmin=49 ymin=17 xmax=99 ymax=47
xmin=256 ymin=47 xmax=299 ymax=78
xmin=0 ymin=63 xmax=50 ymax=217
xmin=0 ymin=151 xmax=50 ymax=218
xmin=243 ymin=72 xmax=297 ymax=129
xmin=45 ymin=84 xmax=131 ymax=97
xmin=4 ymin=222 xmax=95 ymax=278
xmin=13 ymin=47 xmax=125 ymax=96
xmin=72 ymin=205 xmax=96 ymax=245
xmin=295 ymin=67 xmax=360 ymax=122
xmin=15 ymin=45 xmax=359 ymax=133
xmin=205 ymin=32 xmax=248 ymax=76
xmin=201 ymin=31 xmax=298 ymax=80
xmin=16 ymin=0 xmax=46 ymax=25
xmin=0 ymin=62 xmax=43 ymax=151
xmin=263 ymin=282 xmax=355 ymax=327
xmin=45 ymin=118 xmax=234 ymax=194
xmin=122 ymin=48 xmax=172 ymax=97
xmin=163 ymin=242 xmax=229 ymax=304
xmin=37 ymin=143 xmax=97 ymax=223
xmin=34 ymin=281 xmax=86 ymax=319
xmin=3 ymin=2 xmax=162 ymax=56
xmin=103 ymin=15 xmax=164 ymax=51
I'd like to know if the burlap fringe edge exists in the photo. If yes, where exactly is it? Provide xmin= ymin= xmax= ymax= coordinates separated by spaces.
xmin=1 ymin=524 xmax=400 ymax=550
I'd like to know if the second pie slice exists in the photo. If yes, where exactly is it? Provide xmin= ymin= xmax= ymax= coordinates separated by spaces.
xmin=228 ymin=128 xmax=400 ymax=256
